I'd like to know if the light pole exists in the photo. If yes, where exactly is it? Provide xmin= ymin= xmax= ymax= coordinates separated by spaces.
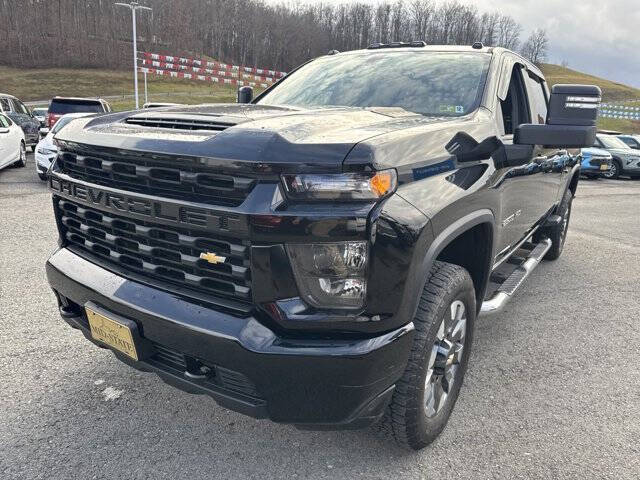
xmin=115 ymin=1 xmax=152 ymax=109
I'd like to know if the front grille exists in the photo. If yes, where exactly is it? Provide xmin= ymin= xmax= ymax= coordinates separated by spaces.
xmin=56 ymin=145 xmax=255 ymax=207
xmin=57 ymin=199 xmax=252 ymax=303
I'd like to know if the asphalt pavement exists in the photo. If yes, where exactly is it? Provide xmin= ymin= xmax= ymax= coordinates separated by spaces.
xmin=1 ymin=155 xmax=639 ymax=479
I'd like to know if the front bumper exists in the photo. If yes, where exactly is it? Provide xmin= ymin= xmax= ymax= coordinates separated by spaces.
xmin=46 ymin=247 xmax=414 ymax=429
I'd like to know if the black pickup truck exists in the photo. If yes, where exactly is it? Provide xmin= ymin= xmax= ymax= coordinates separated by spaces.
xmin=45 ymin=43 xmax=600 ymax=450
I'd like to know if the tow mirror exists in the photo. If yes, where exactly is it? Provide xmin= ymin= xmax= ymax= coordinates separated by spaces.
xmin=237 ymin=86 xmax=253 ymax=104
xmin=515 ymin=84 xmax=601 ymax=148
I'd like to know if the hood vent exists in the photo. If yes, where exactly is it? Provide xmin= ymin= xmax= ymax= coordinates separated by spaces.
xmin=125 ymin=116 xmax=235 ymax=132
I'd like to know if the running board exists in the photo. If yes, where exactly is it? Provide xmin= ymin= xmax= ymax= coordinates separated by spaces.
xmin=480 ymin=238 xmax=552 ymax=316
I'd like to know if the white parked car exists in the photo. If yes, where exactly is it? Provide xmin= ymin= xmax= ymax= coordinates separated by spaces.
xmin=0 ymin=112 xmax=26 ymax=172
xmin=35 ymin=112 xmax=94 ymax=180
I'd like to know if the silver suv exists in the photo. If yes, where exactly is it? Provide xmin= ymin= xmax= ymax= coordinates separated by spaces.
xmin=593 ymin=134 xmax=640 ymax=179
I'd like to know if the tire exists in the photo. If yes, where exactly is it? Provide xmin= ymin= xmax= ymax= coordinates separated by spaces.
xmin=602 ymin=159 xmax=621 ymax=179
xmin=377 ymin=261 xmax=476 ymax=450
xmin=38 ymin=173 xmax=48 ymax=181
xmin=15 ymin=142 xmax=26 ymax=167
xmin=542 ymin=188 xmax=573 ymax=261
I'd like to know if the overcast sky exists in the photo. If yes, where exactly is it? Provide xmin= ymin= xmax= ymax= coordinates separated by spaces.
xmin=265 ymin=0 xmax=640 ymax=88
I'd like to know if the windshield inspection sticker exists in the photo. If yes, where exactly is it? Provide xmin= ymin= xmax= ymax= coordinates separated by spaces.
xmin=439 ymin=105 xmax=465 ymax=114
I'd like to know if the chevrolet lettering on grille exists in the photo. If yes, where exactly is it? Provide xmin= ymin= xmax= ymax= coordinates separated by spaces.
xmin=49 ymin=176 xmax=247 ymax=235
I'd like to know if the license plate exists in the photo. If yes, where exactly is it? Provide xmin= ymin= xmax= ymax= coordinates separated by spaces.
xmin=600 ymin=164 xmax=609 ymax=170
xmin=86 ymin=307 xmax=139 ymax=360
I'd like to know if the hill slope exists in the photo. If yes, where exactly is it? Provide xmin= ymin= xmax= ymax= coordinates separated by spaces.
xmin=0 ymin=66 xmax=238 ymax=107
xmin=540 ymin=64 xmax=640 ymax=102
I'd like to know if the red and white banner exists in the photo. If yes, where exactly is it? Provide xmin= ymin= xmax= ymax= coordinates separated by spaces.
xmin=138 ymin=66 xmax=272 ymax=89
xmin=141 ymin=52 xmax=287 ymax=79
xmin=139 ymin=59 xmax=277 ymax=84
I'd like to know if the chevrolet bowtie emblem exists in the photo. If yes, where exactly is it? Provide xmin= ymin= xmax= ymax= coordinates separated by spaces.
xmin=199 ymin=252 xmax=227 ymax=264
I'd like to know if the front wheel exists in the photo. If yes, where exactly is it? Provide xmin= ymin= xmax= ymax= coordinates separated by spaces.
xmin=15 ymin=142 xmax=26 ymax=167
xmin=602 ymin=159 xmax=621 ymax=179
xmin=377 ymin=261 xmax=476 ymax=450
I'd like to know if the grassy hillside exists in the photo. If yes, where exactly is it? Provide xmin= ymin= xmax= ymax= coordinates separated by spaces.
xmin=0 ymin=66 xmax=238 ymax=108
xmin=540 ymin=63 xmax=640 ymax=102
xmin=540 ymin=64 xmax=640 ymax=134
xmin=2 ymin=63 xmax=639 ymax=133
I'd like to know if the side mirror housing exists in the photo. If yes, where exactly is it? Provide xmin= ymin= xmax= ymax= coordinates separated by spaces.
xmin=237 ymin=86 xmax=253 ymax=104
xmin=515 ymin=84 xmax=601 ymax=148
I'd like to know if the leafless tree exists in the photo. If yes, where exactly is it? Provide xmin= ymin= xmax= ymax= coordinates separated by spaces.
xmin=0 ymin=0 xmax=528 ymax=72
xmin=521 ymin=28 xmax=549 ymax=65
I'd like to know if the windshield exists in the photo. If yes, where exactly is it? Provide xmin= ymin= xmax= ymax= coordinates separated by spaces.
xmin=52 ymin=116 xmax=78 ymax=134
xmin=599 ymin=135 xmax=630 ymax=149
xmin=257 ymin=52 xmax=491 ymax=117
xmin=32 ymin=108 xmax=47 ymax=116
xmin=49 ymin=101 xmax=103 ymax=114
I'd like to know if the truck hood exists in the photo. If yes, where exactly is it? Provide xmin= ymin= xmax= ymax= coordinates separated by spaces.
xmin=605 ymin=148 xmax=640 ymax=157
xmin=55 ymin=103 xmax=450 ymax=173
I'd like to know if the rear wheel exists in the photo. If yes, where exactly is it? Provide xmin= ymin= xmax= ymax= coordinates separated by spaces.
xmin=542 ymin=188 xmax=573 ymax=261
xmin=15 ymin=142 xmax=26 ymax=167
xmin=377 ymin=261 xmax=475 ymax=450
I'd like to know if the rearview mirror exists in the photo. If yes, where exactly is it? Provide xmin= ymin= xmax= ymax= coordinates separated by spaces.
xmin=237 ymin=86 xmax=253 ymax=104
xmin=515 ymin=84 xmax=601 ymax=148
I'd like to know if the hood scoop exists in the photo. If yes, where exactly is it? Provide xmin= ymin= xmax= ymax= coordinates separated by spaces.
xmin=125 ymin=113 xmax=237 ymax=132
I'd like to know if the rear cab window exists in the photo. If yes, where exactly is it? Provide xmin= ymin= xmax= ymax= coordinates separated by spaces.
xmin=524 ymin=73 xmax=548 ymax=125
xmin=49 ymin=99 xmax=105 ymax=114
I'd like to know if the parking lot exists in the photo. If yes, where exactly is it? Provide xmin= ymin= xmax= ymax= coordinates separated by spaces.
xmin=1 ymin=155 xmax=639 ymax=479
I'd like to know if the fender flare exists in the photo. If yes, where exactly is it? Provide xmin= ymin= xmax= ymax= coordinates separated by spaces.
xmin=406 ymin=209 xmax=496 ymax=319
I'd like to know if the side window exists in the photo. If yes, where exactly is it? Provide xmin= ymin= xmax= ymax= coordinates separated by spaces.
xmin=12 ymin=99 xmax=29 ymax=115
xmin=500 ymin=65 xmax=531 ymax=135
xmin=0 ymin=98 xmax=10 ymax=112
xmin=525 ymin=74 xmax=548 ymax=125
xmin=0 ymin=114 xmax=8 ymax=127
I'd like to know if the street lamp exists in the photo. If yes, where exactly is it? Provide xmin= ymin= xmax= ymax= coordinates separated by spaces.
xmin=115 ymin=1 xmax=152 ymax=109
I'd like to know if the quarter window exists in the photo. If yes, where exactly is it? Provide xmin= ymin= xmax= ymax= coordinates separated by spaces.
xmin=0 ymin=98 xmax=10 ymax=112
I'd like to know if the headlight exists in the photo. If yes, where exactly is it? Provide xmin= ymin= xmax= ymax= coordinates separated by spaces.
xmin=287 ymin=241 xmax=368 ymax=309
xmin=281 ymin=169 xmax=396 ymax=201
xmin=37 ymin=146 xmax=56 ymax=155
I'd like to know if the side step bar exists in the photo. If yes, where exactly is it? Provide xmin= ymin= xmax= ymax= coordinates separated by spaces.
xmin=480 ymin=238 xmax=552 ymax=316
